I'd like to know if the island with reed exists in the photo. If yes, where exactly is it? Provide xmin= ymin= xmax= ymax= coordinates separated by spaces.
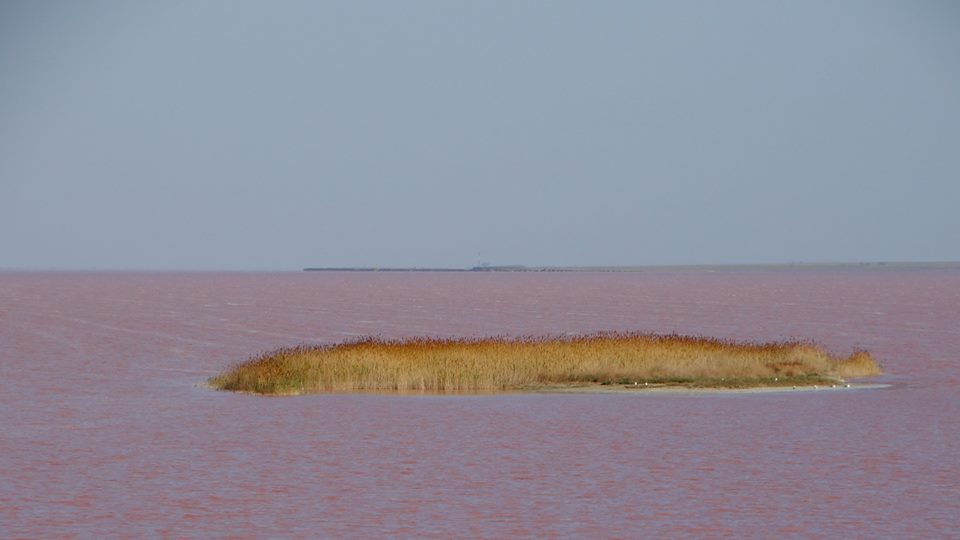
xmin=209 ymin=332 xmax=881 ymax=395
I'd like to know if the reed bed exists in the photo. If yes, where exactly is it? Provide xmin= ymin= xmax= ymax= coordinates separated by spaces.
xmin=209 ymin=333 xmax=881 ymax=395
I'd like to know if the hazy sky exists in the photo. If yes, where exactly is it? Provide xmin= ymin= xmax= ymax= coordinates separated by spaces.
xmin=2 ymin=1 xmax=958 ymax=270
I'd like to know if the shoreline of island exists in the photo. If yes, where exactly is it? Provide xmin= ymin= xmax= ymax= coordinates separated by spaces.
xmin=533 ymin=381 xmax=890 ymax=395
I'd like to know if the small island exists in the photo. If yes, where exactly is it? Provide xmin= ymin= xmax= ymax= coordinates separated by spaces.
xmin=209 ymin=333 xmax=881 ymax=395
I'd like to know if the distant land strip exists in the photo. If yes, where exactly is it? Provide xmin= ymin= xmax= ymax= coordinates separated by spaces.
xmin=304 ymin=262 xmax=960 ymax=273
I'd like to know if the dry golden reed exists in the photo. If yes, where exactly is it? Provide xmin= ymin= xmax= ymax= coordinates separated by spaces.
xmin=210 ymin=332 xmax=881 ymax=395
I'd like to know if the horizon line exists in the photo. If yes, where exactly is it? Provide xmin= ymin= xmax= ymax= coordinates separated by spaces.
xmin=2 ymin=260 xmax=960 ymax=273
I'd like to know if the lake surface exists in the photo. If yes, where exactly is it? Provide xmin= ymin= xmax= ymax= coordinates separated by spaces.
xmin=1 ymin=269 xmax=958 ymax=537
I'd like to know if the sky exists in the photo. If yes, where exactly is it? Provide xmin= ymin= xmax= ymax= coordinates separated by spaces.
xmin=1 ymin=1 xmax=958 ymax=270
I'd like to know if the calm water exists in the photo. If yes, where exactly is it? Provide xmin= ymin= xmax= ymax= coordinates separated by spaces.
xmin=1 ymin=269 xmax=958 ymax=538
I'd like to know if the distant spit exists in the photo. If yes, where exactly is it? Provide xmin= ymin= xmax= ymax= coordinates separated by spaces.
xmin=304 ymin=262 xmax=960 ymax=273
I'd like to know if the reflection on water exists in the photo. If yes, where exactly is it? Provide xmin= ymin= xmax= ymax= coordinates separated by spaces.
xmin=1 ymin=270 xmax=958 ymax=537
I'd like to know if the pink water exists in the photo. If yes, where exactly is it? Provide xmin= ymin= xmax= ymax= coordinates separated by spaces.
xmin=1 ymin=269 xmax=958 ymax=538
